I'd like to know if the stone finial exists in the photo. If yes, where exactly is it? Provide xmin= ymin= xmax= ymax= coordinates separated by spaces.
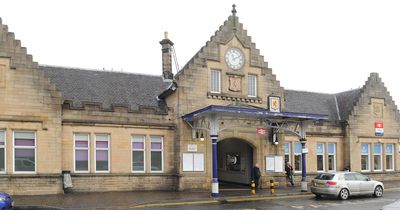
xmin=232 ymin=4 xmax=237 ymax=16
xmin=164 ymin=31 xmax=168 ymax=39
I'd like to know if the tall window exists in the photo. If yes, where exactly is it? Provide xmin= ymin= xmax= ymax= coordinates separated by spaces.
xmin=14 ymin=131 xmax=36 ymax=173
xmin=361 ymin=144 xmax=370 ymax=171
xmin=284 ymin=142 xmax=290 ymax=164
xmin=327 ymin=143 xmax=336 ymax=171
xmin=150 ymin=136 xmax=163 ymax=172
xmin=132 ymin=135 xmax=145 ymax=172
xmin=373 ymin=144 xmax=382 ymax=171
xmin=316 ymin=143 xmax=324 ymax=172
xmin=294 ymin=142 xmax=302 ymax=172
xmin=211 ymin=70 xmax=221 ymax=93
xmin=0 ymin=131 xmax=5 ymax=173
xmin=74 ymin=133 xmax=89 ymax=172
xmin=248 ymin=74 xmax=257 ymax=97
xmin=95 ymin=134 xmax=109 ymax=172
xmin=386 ymin=144 xmax=394 ymax=171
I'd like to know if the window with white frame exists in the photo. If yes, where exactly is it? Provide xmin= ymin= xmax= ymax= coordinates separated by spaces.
xmin=386 ymin=144 xmax=394 ymax=171
xmin=373 ymin=144 xmax=382 ymax=171
xmin=95 ymin=134 xmax=109 ymax=172
xmin=0 ymin=131 xmax=5 ymax=173
xmin=150 ymin=136 xmax=163 ymax=172
xmin=132 ymin=135 xmax=145 ymax=172
xmin=14 ymin=131 xmax=36 ymax=173
xmin=211 ymin=70 xmax=221 ymax=93
xmin=316 ymin=143 xmax=324 ymax=172
xmin=327 ymin=143 xmax=336 ymax=171
xmin=361 ymin=144 xmax=370 ymax=171
xmin=284 ymin=142 xmax=290 ymax=164
xmin=74 ymin=133 xmax=89 ymax=172
xmin=248 ymin=74 xmax=257 ymax=97
xmin=294 ymin=142 xmax=302 ymax=172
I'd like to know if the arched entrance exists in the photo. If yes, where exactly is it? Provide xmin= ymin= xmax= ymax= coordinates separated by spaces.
xmin=217 ymin=138 xmax=254 ymax=185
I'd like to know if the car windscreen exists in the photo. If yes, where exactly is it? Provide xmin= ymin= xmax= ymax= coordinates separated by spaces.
xmin=314 ymin=173 xmax=335 ymax=180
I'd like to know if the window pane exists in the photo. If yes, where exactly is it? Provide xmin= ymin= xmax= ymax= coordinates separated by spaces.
xmin=328 ymin=155 xmax=335 ymax=170
xmin=151 ymin=151 xmax=162 ymax=171
xmin=96 ymin=141 xmax=108 ymax=149
xmin=14 ymin=132 xmax=35 ymax=139
xmin=74 ymin=134 xmax=88 ymax=141
xmin=132 ymin=142 xmax=144 ymax=150
xmin=294 ymin=143 xmax=301 ymax=153
xmin=132 ymin=151 xmax=144 ymax=171
xmin=75 ymin=141 xmax=88 ymax=148
xmin=317 ymin=143 xmax=323 ymax=154
xmin=15 ymin=149 xmax=35 ymax=171
xmin=211 ymin=70 xmax=220 ymax=93
xmin=361 ymin=155 xmax=369 ymax=170
xmin=386 ymin=144 xmax=393 ymax=154
xmin=374 ymin=144 xmax=381 ymax=154
xmin=328 ymin=143 xmax=334 ymax=154
xmin=96 ymin=150 xmax=108 ymax=171
xmin=248 ymin=75 xmax=256 ymax=96
xmin=284 ymin=143 xmax=290 ymax=154
xmin=15 ymin=139 xmax=35 ymax=146
xmin=294 ymin=155 xmax=301 ymax=171
xmin=285 ymin=154 xmax=290 ymax=163
xmin=75 ymin=150 xmax=88 ymax=171
xmin=0 ymin=148 xmax=4 ymax=172
xmin=0 ymin=131 xmax=4 ymax=144
xmin=386 ymin=155 xmax=393 ymax=170
xmin=374 ymin=155 xmax=381 ymax=170
xmin=96 ymin=134 xmax=108 ymax=141
xmin=151 ymin=142 xmax=162 ymax=150
xmin=361 ymin=144 xmax=369 ymax=154
xmin=317 ymin=155 xmax=324 ymax=171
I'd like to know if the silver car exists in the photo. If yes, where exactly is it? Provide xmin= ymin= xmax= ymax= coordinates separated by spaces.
xmin=311 ymin=172 xmax=384 ymax=200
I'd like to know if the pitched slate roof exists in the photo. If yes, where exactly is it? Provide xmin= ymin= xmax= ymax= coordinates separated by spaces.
xmin=40 ymin=65 xmax=171 ymax=112
xmin=285 ymin=90 xmax=339 ymax=121
xmin=285 ymin=89 xmax=363 ymax=122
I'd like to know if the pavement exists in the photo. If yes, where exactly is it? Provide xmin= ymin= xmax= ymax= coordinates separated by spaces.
xmin=11 ymin=180 xmax=400 ymax=210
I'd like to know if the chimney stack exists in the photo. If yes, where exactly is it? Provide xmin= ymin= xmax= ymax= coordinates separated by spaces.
xmin=159 ymin=31 xmax=174 ymax=81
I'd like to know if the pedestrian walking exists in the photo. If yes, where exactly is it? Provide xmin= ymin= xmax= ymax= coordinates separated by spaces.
xmin=252 ymin=163 xmax=261 ymax=189
xmin=285 ymin=161 xmax=294 ymax=186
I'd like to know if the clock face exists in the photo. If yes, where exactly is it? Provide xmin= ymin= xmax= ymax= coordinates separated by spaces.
xmin=225 ymin=48 xmax=244 ymax=70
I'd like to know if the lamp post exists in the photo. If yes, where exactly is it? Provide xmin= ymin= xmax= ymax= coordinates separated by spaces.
xmin=299 ymin=121 xmax=308 ymax=192
xmin=209 ymin=114 xmax=219 ymax=197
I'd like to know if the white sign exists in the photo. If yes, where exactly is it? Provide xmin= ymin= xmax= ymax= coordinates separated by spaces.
xmin=183 ymin=153 xmax=194 ymax=171
xmin=187 ymin=144 xmax=197 ymax=152
xmin=265 ymin=156 xmax=283 ymax=172
xmin=182 ymin=153 xmax=204 ymax=172
xmin=302 ymin=148 xmax=308 ymax=154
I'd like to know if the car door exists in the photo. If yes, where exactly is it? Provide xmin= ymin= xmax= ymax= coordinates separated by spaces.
xmin=356 ymin=173 xmax=375 ymax=194
xmin=344 ymin=173 xmax=360 ymax=195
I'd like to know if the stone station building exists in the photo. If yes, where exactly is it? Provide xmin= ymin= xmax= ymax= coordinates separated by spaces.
xmin=0 ymin=6 xmax=400 ymax=195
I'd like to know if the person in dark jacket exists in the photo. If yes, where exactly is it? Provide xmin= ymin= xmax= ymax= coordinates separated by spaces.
xmin=285 ymin=161 xmax=294 ymax=186
xmin=252 ymin=163 xmax=261 ymax=189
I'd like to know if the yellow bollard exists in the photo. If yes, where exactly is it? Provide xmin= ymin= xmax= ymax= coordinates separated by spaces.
xmin=270 ymin=179 xmax=275 ymax=194
xmin=251 ymin=180 xmax=256 ymax=194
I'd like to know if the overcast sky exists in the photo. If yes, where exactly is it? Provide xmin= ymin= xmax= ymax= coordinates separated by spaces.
xmin=1 ymin=0 xmax=400 ymax=106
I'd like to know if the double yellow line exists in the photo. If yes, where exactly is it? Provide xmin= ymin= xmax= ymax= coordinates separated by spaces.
xmin=131 ymin=187 xmax=400 ymax=209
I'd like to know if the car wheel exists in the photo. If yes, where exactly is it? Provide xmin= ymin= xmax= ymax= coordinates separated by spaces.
xmin=338 ymin=188 xmax=349 ymax=200
xmin=373 ymin=185 xmax=383 ymax=197
xmin=315 ymin=194 xmax=322 ymax=199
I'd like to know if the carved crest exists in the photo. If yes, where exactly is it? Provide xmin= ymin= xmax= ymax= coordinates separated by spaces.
xmin=229 ymin=76 xmax=241 ymax=92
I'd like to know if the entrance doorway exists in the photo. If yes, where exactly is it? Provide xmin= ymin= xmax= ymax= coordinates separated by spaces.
xmin=217 ymin=138 xmax=253 ymax=185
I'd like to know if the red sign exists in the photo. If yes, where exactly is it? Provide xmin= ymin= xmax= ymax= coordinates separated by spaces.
xmin=257 ymin=128 xmax=267 ymax=135
xmin=375 ymin=122 xmax=384 ymax=128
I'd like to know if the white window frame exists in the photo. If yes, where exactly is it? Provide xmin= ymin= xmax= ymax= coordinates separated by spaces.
xmin=373 ymin=143 xmax=383 ymax=171
xmin=131 ymin=135 xmax=146 ymax=173
xmin=327 ymin=143 xmax=336 ymax=171
xmin=0 ymin=130 xmax=6 ymax=174
xmin=150 ymin=136 xmax=164 ymax=173
xmin=248 ymin=74 xmax=257 ymax=97
xmin=73 ymin=133 xmax=90 ymax=173
xmin=284 ymin=142 xmax=291 ymax=164
xmin=385 ymin=144 xmax=394 ymax=171
xmin=316 ymin=143 xmax=325 ymax=172
xmin=94 ymin=134 xmax=110 ymax=173
xmin=361 ymin=143 xmax=370 ymax=172
xmin=294 ymin=142 xmax=302 ymax=173
xmin=210 ymin=69 xmax=221 ymax=93
xmin=13 ymin=131 xmax=36 ymax=174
